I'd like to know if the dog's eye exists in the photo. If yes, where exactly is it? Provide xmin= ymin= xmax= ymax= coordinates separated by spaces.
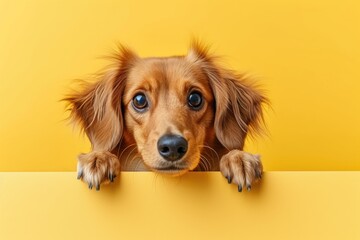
xmin=188 ymin=91 xmax=203 ymax=110
xmin=132 ymin=93 xmax=148 ymax=111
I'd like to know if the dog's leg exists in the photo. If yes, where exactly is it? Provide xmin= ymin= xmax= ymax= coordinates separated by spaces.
xmin=219 ymin=150 xmax=263 ymax=192
xmin=77 ymin=151 xmax=120 ymax=191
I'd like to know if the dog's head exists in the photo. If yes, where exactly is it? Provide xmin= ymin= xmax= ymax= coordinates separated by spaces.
xmin=65 ymin=42 xmax=266 ymax=175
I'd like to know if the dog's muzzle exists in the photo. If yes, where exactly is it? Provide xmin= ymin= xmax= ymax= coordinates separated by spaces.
xmin=157 ymin=134 xmax=188 ymax=161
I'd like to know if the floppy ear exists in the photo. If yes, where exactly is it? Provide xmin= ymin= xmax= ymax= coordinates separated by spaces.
xmin=64 ymin=46 xmax=138 ymax=152
xmin=186 ymin=42 xmax=267 ymax=150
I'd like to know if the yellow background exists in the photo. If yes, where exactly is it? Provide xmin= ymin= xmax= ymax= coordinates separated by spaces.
xmin=1 ymin=2 xmax=359 ymax=239
xmin=1 ymin=0 xmax=360 ymax=171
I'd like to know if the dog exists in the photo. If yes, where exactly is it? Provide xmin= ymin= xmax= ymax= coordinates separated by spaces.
xmin=64 ymin=42 xmax=268 ymax=192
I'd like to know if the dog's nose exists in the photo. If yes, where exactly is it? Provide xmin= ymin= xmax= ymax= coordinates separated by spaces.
xmin=157 ymin=134 xmax=188 ymax=161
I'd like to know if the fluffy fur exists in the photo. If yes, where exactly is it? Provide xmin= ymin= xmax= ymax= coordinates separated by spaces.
xmin=64 ymin=42 xmax=268 ymax=191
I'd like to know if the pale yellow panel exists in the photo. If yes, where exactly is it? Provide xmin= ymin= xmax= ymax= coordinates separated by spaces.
xmin=0 ymin=172 xmax=359 ymax=240
xmin=0 ymin=0 xmax=359 ymax=171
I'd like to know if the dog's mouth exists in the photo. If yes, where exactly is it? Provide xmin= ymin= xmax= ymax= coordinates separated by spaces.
xmin=156 ymin=166 xmax=184 ymax=171
xmin=153 ymin=164 xmax=189 ymax=174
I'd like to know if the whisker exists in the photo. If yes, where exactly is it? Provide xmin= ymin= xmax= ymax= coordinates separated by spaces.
xmin=123 ymin=146 xmax=138 ymax=170
xmin=198 ymin=145 xmax=220 ymax=162
xmin=198 ymin=158 xmax=206 ymax=171
xmin=152 ymin=172 xmax=160 ymax=190
xmin=115 ymin=137 xmax=124 ymax=158
xmin=118 ymin=143 xmax=137 ymax=160
xmin=202 ymin=151 xmax=218 ymax=170
xmin=204 ymin=157 xmax=211 ymax=171
xmin=200 ymin=155 xmax=211 ymax=171
xmin=133 ymin=154 xmax=146 ymax=171
xmin=200 ymin=156 xmax=211 ymax=171
xmin=131 ymin=155 xmax=140 ymax=171
xmin=199 ymin=156 xmax=207 ymax=171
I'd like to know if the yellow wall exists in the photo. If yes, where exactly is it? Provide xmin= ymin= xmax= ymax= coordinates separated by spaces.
xmin=1 ymin=172 xmax=359 ymax=240
xmin=0 ymin=0 xmax=359 ymax=171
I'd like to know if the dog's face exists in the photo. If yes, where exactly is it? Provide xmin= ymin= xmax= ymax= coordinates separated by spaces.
xmin=122 ymin=57 xmax=215 ymax=175
xmin=66 ymin=43 xmax=266 ymax=176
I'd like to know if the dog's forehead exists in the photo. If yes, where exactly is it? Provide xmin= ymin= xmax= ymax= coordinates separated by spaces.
xmin=124 ymin=57 xmax=212 ymax=100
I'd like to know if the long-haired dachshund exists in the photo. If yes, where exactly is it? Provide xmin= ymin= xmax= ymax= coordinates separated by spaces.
xmin=64 ymin=42 xmax=268 ymax=192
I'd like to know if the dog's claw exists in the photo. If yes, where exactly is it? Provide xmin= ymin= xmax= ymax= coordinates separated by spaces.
xmin=238 ymin=185 xmax=243 ymax=192
xmin=108 ymin=172 xmax=112 ymax=181
xmin=109 ymin=173 xmax=115 ymax=182
xmin=247 ymin=184 xmax=251 ymax=192
xmin=77 ymin=171 xmax=83 ymax=180
xmin=88 ymin=183 xmax=93 ymax=190
xmin=255 ymin=170 xmax=260 ymax=179
xmin=96 ymin=183 xmax=100 ymax=191
xmin=256 ymin=169 xmax=263 ymax=179
xmin=227 ymin=175 xmax=232 ymax=184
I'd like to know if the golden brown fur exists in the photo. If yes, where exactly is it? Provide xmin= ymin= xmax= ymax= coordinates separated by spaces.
xmin=64 ymin=42 xmax=268 ymax=191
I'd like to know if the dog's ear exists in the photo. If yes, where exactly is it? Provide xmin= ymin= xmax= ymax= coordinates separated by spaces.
xmin=64 ymin=46 xmax=138 ymax=151
xmin=186 ymin=42 xmax=267 ymax=149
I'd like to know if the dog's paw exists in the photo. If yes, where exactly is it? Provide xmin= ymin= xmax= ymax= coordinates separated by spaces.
xmin=220 ymin=150 xmax=263 ymax=192
xmin=77 ymin=151 xmax=120 ymax=191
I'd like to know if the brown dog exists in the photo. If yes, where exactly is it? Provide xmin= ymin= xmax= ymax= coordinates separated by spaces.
xmin=64 ymin=42 xmax=268 ymax=192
